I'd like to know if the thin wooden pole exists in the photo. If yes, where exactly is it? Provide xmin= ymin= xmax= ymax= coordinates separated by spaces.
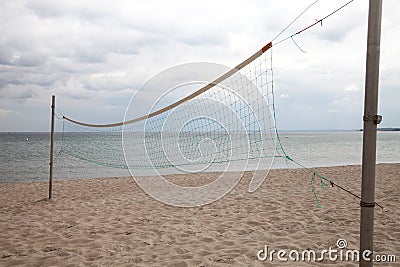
xmin=360 ymin=0 xmax=382 ymax=266
xmin=49 ymin=95 xmax=55 ymax=199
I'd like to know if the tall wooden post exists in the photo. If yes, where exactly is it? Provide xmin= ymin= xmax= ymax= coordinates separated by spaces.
xmin=49 ymin=95 xmax=55 ymax=199
xmin=360 ymin=0 xmax=382 ymax=266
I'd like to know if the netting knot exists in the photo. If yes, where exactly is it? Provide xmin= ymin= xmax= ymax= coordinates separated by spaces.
xmin=285 ymin=155 xmax=293 ymax=161
xmin=311 ymin=172 xmax=331 ymax=208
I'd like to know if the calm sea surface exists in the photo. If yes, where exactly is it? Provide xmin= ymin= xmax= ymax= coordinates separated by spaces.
xmin=0 ymin=131 xmax=399 ymax=183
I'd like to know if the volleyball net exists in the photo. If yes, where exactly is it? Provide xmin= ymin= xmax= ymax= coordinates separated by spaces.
xmin=53 ymin=0 xmax=372 ymax=207
xmin=61 ymin=42 xmax=287 ymax=176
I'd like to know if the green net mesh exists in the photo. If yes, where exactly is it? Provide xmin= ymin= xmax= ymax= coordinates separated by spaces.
xmin=61 ymin=46 xmax=286 ymax=175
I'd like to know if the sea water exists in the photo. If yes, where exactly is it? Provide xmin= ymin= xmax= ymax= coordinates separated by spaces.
xmin=0 ymin=131 xmax=399 ymax=183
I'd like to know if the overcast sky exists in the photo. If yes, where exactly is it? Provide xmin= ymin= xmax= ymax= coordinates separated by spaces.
xmin=0 ymin=0 xmax=399 ymax=131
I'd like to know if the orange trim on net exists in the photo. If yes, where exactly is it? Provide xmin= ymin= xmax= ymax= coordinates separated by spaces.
xmin=262 ymin=42 xmax=272 ymax=53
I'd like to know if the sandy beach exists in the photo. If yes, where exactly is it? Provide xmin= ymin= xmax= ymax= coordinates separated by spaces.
xmin=0 ymin=164 xmax=399 ymax=266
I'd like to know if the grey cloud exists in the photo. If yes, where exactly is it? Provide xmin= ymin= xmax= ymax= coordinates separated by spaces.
xmin=0 ymin=48 xmax=15 ymax=65
xmin=317 ymin=17 xmax=365 ymax=43
xmin=0 ymin=70 xmax=58 ymax=88
xmin=0 ymin=0 xmax=399 ymax=131
xmin=0 ymin=85 xmax=37 ymax=102
xmin=26 ymin=1 xmax=112 ymax=21
xmin=14 ymin=52 xmax=48 ymax=67
xmin=26 ymin=0 xmax=226 ymax=49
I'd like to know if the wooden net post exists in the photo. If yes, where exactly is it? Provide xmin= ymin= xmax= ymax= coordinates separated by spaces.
xmin=360 ymin=0 xmax=383 ymax=266
xmin=49 ymin=95 xmax=55 ymax=199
